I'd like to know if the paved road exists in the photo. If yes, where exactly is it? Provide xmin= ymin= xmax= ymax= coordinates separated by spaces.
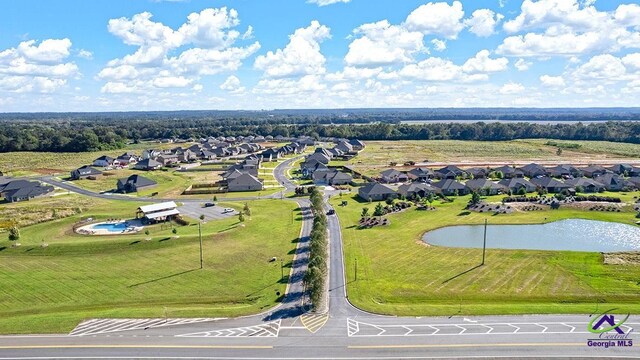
xmin=3 ymin=158 xmax=639 ymax=358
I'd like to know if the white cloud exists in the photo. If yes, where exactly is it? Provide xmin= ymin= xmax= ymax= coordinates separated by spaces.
xmin=499 ymin=82 xmax=525 ymax=94
xmin=254 ymin=21 xmax=330 ymax=78
xmin=99 ymin=8 xmax=259 ymax=93
xmin=325 ymin=66 xmax=382 ymax=81
xmin=540 ymin=74 xmax=565 ymax=87
xmin=78 ymin=49 xmax=93 ymax=59
xmin=515 ymin=58 xmax=532 ymax=71
xmin=462 ymin=50 xmax=508 ymax=73
xmin=405 ymin=1 xmax=465 ymax=39
xmin=345 ymin=20 xmax=425 ymax=67
xmin=0 ymin=38 xmax=78 ymax=93
xmin=307 ymin=0 xmax=350 ymax=6
xmin=431 ymin=39 xmax=447 ymax=52
xmin=572 ymin=54 xmax=627 ymax=80
xmin=220 ymin=75 xmax=245 ymax=94
xmin=465 ymin=9 xmax=504 ymax=37
xmin=498 ymin=1 xmax=640 ymax=57
xmin=623 ymin=53 xmax=640 ymax=71
xmin=253 ymin=75 xmax=326 ymax=95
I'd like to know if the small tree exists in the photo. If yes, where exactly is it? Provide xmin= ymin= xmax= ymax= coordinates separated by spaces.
xmin=361 ymin=207 xmax=369 ymax=218
xmin=199 ymin=214 xmax=205 ymax=221
xmin=8 ymin=226 xmax=20 ymax=242
xmin=576 ymin=185 xmax=585 ymax=194
xmin=426 ymin=192 xmax=435 ymax=204
xmin=243 ymin=203 xmax=251 ymax=216
xmin=172 ymin=228 xmax=178 ymax=235
xmin=518 ymin=187 xmax=527 ymax=196
xmin=239 ymin=212 xmax=245 ymax=222
xmin=469 ymin=191 xmax=481 ymax=207
xmin=213 ymin=195 xmax=218 ymax=202
xmin=373 ymin=203 xmax=385 ymax=217
xmin=495 ymin=171 xmax=503 ymax=179
xmin=556 ymin=147 xmax=563 ymax=156
xmin=144 ymin=229 xmax=150 ymax=236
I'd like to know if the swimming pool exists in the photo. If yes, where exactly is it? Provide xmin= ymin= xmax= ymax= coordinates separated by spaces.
xmin=422 ymin=219 xmax=640 ymax=253
xmin=91 ymin=222 xmax=129 ymax=233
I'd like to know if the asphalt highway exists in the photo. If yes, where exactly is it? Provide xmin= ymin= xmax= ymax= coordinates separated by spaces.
xmin=3 ymin=158 xmax=638 ymax=359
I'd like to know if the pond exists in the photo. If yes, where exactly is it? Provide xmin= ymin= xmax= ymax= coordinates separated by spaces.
xmin=422 ymin=219 xmax=640 ymax=253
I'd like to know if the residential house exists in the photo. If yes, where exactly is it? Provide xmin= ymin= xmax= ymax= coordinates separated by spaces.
xmin=199 ymin=150 xmax=216 ymax=160
xmin=70 ymin=166 xmax=103 ymax=180
xmin=518 ymin=163 xmax=547 ymax=178
xmin=157 ymin=154 xmax=179 ymax=166
xmin=142 ymin=149 xmax=163 ymax=160
xmin=432 ymin=179 xmax=468 ymax=196
xmin=435 ymin=165 xmax=466 ymax=179
xmin=564 ymin=178 xmax=605 ymax=193
xmin=397 ymin=182 xmax=440 ymax=199
xmin=305 ymin=152 xmax=331 ymax=165
xmin=349 ymin=139 xmax=365 ymax=151
xmin=335 ymin=141 xmax=354 ymax=154
xmin=607 ymin=164 xmax=636 ymax=176
xmin=530 ymin=177 xmax=571 ymax=193
xmin=466 ymin=167 xmax=489 ymax=179
xmin=0 ymin=180 xmax=54 ymax=203
xmin=314 ymin=147 xmax=333 ymax=159
xmin=464 ymin=179 xmax=504 ymax=195
xmin=227 ymin=173 xmax=264 ymax=192
xmin=492 ymin=165 xmax=524 ymax=179
xmin=546 ymin=165 xmax=581 ymax=178
xmin=312 ymin=170 xmax=353 ymax=186
xmin=260 ymin=148 xmax=282 ymax=162
xmin=626 ymin=177 xmax=640 ymax=189
xmin=177 ymin=149 xmax=197 ymax=163
xmin=116 ymin=175 xmax=157 ymax=193
xmin=593 ymin=173 xmax=626 ymax=191
xmin=116 ymin=152 xmax=139 ymax=165
xmin=358 ymin=182 xmax=397 ymax=201
xmin=301 ymin=160 xmax=329 ymax=179
xmin=379 ymin=169 xmax=409 ymax=183
xmin=407 ymin=167 xmax=435 ymax=182
xmin=580 ymin=165 xmax=609 ymax=178
xmin=498 ymin=177 xmax=536 ymax=194
xmin=93 ymin=155 xmax=115 ymax=167
xmin=133 ymin=158 xmax=163 ymax=171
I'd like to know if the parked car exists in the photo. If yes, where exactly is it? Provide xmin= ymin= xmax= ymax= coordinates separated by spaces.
xmin=203 ymin=202 xmax=215 ymax=208
xmin=223 ymin=208 xmax=234 ymax=213
xmin=327 ymin=209 xmax=336 ymax=215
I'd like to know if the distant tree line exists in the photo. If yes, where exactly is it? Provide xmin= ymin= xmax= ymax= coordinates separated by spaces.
xmin=1 ymin=114 xmax=640 ymax=152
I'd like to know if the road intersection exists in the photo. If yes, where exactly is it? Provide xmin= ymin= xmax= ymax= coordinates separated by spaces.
xmin=2 ymin=157 xmax=638 ymax=358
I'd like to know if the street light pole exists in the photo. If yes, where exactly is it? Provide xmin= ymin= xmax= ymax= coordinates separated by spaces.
xmin=280 ymin=259 xmax=284 ymax=281
xmin=199 ymin=221 xmax=203 ymax=269
xmin=481 ymin=219 xmax=487 ymax=266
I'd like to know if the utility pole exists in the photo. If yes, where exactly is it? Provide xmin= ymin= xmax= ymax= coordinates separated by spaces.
xmin=199 ymin=221 xmax=203 ymax=269
xmin=280 ymin=259 xmax=284 ymax=281
xmin=481 ymin=219 xmax=487 ymax=266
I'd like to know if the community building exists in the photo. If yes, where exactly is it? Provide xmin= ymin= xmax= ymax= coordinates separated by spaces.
xmin=136 ymin=201 xmax=180 ymax=223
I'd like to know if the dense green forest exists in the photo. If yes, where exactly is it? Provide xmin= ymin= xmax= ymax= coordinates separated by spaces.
xmin=1 ymin=109 xmax=640 ymax=152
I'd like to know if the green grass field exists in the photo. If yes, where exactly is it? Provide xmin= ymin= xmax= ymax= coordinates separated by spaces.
xmin=331 ymin=192 xmax=640 ymax=316
xmin=0 ymin=198 xmax=301 ymax=334
xmin=342 ymin=140 xmax=640 ymax=176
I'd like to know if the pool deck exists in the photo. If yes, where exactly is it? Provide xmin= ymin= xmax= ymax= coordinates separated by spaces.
xmin=75 ymin=219 xmax=144 ymax=236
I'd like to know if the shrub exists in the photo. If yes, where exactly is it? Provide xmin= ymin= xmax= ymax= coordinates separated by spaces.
xmin=8 ymin=226 xmax=20 ymax=241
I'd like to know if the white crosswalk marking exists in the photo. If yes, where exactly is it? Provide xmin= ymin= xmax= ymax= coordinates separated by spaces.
xmin=69 ymin=318 xmax=222 ymax=336
xmin=175 ymin=320 xmax=281 ymax=338
xmin=346 ymin=319 xmax=640 ymax=338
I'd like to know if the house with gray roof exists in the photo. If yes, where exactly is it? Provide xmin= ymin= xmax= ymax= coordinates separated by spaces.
xmin=593 ymin=173 xmax=626 ymax=191
xmin=379 ymin=169 xmax=409 ymax=183
xmin=397 ymin=182 xmax=440 ymax=199
xmin=407 ymin=167 xmax=434 ymax=182
xmin=227 ymin=173 xmax=264 ymax=192
xmin=133 ymin=158 xmax=163 ymax=171
xmin=305 ymin=152 xmax=330 ymax=165
xmin=358 ymin=182 xmax=397 ymax=201
xmin=492 ymin=165 xmax=524 ymax=179
xmin=466 ymin=167 xmax=489 ymax=179
xmin=518 ymin=163 xmax=547 ymax=178
xmin=564 ymin=178 xmax=605 ymax=193
xmin=498 ymin=177 xmax=536 ymax=194
xmin=546 ymin=164 xmax=581 ymax=178
xmin=465 ymin=179 xmax=504 ymax=195
xmin=70 ymin=166 xmax=103 ymax=180
xmin=349 ymin=139 xmax=365 ymax=151
xmin=580 ymin=165 xmax=610 ymax=178
xmin=435 ymin=165 xmax=466 ymax=179
xmin=530 ymin=177 xmax=570 ymax=193
xmin=116 ymin=175 xmax=157 ymax=193
xmin=432 ymin=179 xmax=468 ymax=196
xmin=312 ymin=170 xmax=353 ymax=186
xmin=93 ymin=155 xmax=115 ymax=167
xmin=0 ymin=180 xmax=54 ymax=203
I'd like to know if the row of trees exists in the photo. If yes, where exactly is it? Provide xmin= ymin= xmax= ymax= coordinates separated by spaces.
xmin=3 ymin=118 xmax=640 ymax=153
xmin=303 ymin=187 xmax=328 ymax=310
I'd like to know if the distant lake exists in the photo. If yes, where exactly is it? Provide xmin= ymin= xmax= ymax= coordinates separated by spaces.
xmin=422 ymin=219 xmax=640 ymax=253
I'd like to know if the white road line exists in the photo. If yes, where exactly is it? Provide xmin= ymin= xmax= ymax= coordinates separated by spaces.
xmin=561 ymin=323 xmax=575 ymax=333
xmin=454 ymin=325 xmax=467 ymax=335
xmin=536 ymin=323 xmax=548 ymax=333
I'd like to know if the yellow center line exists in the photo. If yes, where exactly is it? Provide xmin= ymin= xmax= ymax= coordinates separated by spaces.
xmin=349 ymin=343 xmax=583 ymax=349
xmin=0 ymin=345 xmax=272 ymax=350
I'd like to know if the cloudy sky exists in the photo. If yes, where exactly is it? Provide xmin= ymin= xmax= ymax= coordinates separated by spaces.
xmin=1 ymin=0 xmax=639 ymax=111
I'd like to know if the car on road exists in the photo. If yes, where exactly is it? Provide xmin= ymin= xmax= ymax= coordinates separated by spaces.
xmin=327 ymin=209 xmax=335 ymax=215
xmin=203 ymin=202 xmax=215 ymax=208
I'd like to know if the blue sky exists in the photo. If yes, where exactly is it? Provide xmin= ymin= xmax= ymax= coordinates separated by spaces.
xmin=1 ymin=0 xmax=639 ymax=111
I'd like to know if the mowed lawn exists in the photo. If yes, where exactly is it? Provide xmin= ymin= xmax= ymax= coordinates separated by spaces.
xmin=331 ymin=193 xmax=640 ymax=316
xmin=0 ymin=198 xmax=301 ymax=334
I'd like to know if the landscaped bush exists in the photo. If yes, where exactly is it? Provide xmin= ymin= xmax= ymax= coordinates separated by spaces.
xmin=173 ymin=215 xmax=190 ymax=226
xmin=303 ymin=187 xmax=328 ymax=310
